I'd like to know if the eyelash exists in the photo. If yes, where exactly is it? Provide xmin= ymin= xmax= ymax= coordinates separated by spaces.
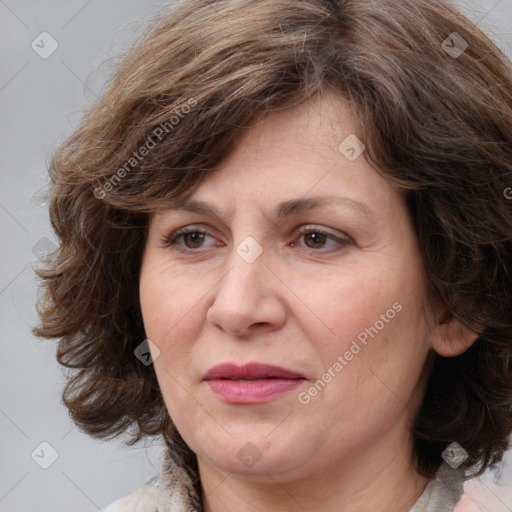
xmin=161 ymin=225 xmax=350 ymax=254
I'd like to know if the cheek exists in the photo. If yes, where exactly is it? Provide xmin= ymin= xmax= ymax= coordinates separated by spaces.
xmin=294 ymin=267 xmax=396 ymax=348
xmin=139 ymin=260 xmax=208 ymax=425
xmin=304 ymin=261 xmax=428 ymax=391
xmin=139 ymin=256 xmax=208 ymax=346
xmin=139 ymin=278 xmax=195 ymax=407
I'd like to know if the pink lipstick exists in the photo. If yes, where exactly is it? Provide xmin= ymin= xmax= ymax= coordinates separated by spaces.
xmin=203 ymin=362 xmax=305 ymax=404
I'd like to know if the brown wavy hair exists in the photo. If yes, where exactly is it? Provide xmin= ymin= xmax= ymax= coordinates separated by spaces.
xmin=34 ymin=0 xmax=512 ymax=480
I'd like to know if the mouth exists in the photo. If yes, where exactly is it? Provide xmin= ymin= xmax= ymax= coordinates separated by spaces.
xmin=203 ymin=362 xmax=305 ymax=381
xmin=203 ymin=363 xmax=306 ymax=404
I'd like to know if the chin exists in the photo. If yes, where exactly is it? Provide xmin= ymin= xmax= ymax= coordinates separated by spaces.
xmin=195 ymin=433 xmax=309 ymax=478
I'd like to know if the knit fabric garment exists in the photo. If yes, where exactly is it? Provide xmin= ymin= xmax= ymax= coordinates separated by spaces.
xmin=102 ymin=448 xmax=466 ymax=512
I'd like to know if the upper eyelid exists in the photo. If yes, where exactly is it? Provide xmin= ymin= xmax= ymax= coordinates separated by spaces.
xmin=168 ymin=222 xmax=344 ymax=236
xmin=166 ymin=224 xmax=349 ymax=245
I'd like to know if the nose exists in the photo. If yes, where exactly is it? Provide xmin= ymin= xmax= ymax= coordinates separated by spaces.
xmin=206 ymin=239 xmax=287 ymax=337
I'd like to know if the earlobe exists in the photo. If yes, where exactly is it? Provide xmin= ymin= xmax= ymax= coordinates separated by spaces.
xmin=430 ymin=311 xmax=480 ymax=357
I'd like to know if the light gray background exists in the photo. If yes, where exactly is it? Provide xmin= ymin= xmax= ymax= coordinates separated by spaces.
xmin=1 ymin=1 xmax=511 ymax=511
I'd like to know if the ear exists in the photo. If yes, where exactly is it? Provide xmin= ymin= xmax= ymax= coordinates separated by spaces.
xmin=430 ymin=311 xmax=480 ymax=357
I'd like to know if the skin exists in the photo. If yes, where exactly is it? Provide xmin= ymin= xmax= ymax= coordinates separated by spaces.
xmin=139 ymin=92 xmax=478 ymax=512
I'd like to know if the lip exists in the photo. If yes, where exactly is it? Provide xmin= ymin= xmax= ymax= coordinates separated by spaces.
xmin=203 ymin=363 xmax=306 ymax=404
xmin=203 ymin=362 xmax=305 ymax=381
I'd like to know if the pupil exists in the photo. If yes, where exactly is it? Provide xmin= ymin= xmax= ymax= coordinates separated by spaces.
xmin=185 ymin=232 xmax=204 ymax=247
xmin=306 ymin=233 xmax=326 ymax=248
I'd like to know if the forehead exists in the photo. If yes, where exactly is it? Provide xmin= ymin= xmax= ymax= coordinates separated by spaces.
xmin=231 ymin=91 xmax=361 ymax=162
xmin=150 ymin=93 xmax=405 ymax=233
xmin=184 ymin=94 xmax=393 ymax=211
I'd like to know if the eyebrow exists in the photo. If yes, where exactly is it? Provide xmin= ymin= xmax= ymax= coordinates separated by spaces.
xmin=165 ymin=195 xmax=372 ymax=221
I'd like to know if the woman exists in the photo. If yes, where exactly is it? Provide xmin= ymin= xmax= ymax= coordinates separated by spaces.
xmin=34 ymin=0 xmax=512 ymax=511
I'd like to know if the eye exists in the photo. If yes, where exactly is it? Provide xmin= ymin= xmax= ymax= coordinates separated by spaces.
xmin=291 ymin=225 xmax=350 ymax=252
xmin=161 ymin=224 xmax=350 ymax=254
xmin=161 ymin=226 xmax=221 ymax=251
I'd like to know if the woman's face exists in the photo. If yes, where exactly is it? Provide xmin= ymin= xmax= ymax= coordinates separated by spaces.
xmin=139 ymin=93 xmax=436 ymax=483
